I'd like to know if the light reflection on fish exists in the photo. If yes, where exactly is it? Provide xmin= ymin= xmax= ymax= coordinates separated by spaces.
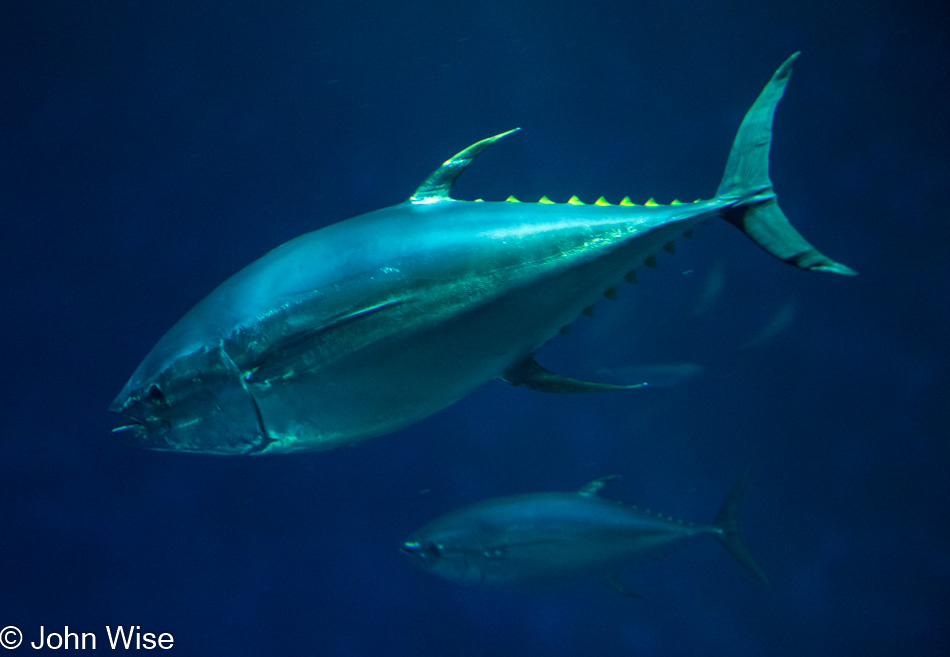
xmin=402 ymin=469 xmax=768 ymax=594
xmin=109 ymin=53 xmax=854 ymax=455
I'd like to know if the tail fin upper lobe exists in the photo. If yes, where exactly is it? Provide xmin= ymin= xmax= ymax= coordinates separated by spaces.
xmin=718 ymin=53 xmax=857 ymax=276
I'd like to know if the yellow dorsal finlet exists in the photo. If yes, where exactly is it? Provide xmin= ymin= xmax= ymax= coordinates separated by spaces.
xmin=499 ymin=192 xmax=686 ymax=207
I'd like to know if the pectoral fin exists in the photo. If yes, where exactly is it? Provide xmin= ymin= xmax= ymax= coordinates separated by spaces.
xmin=502 ymin=357 xmax=647 ymax=393
xmin=247 ymin=298 xmax=405 ymax=383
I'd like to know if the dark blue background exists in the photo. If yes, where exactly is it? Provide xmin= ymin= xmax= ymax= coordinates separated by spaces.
xmin=2 ymin=1 xmax=947 ymax=655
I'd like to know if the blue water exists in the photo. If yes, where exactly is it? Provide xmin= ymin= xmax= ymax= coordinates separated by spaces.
xmin=2 ymin=1 xmax=947 ymax=655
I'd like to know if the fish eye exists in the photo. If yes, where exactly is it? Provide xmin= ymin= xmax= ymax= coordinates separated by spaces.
xmin=146 ymin=384 xmax=167 ymax=406
xmin=426 ymin=542 xmax=443 ymax=559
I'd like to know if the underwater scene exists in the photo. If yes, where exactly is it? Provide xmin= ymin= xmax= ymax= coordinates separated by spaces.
xmin=1 ymin=1 xmax=947 ymax=655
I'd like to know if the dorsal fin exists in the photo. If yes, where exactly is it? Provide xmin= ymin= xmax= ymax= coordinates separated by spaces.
xmin=578 ymin=475 xmax=620 ymax=497
xmin=410 ymin=128 xmax=520 ymax=203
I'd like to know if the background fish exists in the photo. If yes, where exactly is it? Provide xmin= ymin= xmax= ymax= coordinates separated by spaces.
xmin=403 ymin=469 xmax=767 ymax=594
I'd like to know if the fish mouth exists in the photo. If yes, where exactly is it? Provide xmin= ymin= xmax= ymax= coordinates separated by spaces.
xmin=400 ymin=542 xmax=428 ymax=568
xmin=110 ymin=421 xmax=149 ymax=442
xmin=400 ymin=541 xmax=421 ymax=556
xmin=108 ymin=395 xmax=147 ymax=439
xmin=109 ymin=416 xmax=172 ymax=448
xmin=400 ymin=540 xmax=443 ymax=568
xmin=109 ymin=388 xmax=170 ymax=444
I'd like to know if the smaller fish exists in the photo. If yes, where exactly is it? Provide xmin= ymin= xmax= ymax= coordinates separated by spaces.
xmin=402 ymin=469 xmax=767 ymax=595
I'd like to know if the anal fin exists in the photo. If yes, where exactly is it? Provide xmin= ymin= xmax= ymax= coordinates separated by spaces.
xmin=502 ymin=357 xmax=647 ymax=393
